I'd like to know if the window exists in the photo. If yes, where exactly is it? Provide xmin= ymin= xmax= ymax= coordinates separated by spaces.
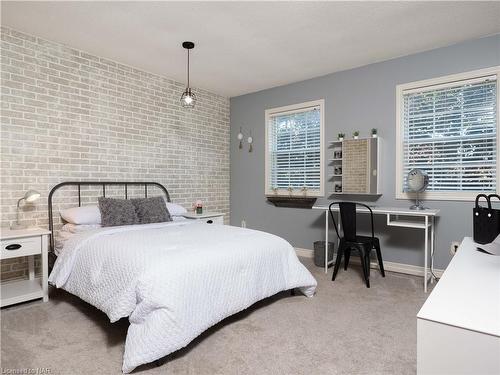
xmin=265 ymin=100 xmax=324 ymax=197
xmin=396 ymin=67 xmax=500 ymax=200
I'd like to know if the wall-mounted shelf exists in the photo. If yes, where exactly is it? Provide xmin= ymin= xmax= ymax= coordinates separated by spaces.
xmin=267 ymin=196 xmax=317 ymax=208
xmin=328 ymin=137 xmax=382 ymax=196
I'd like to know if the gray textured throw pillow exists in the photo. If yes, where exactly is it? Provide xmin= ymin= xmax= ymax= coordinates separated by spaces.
xmin=132 ymin=197 xmax=171 ymax=224
xmin=98 ymin=197 xmax=138 ymax=227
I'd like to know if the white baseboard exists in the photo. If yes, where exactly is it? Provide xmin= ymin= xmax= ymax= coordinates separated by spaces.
xmin=294 ymin=247 xmax=444 ymax=278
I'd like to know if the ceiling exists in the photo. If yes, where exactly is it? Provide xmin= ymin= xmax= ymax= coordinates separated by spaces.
xmin=2 ymin=2 xmax=500 ymax=97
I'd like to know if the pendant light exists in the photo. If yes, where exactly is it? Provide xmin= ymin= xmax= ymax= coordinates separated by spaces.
xmin=180 ymin=41 xmax=196 ymax=108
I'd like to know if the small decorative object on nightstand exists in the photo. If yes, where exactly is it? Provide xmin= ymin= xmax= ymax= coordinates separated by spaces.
xmin=193 ymin=200 xmax=203 ymax=214
xmin=182 ymin=212 xmax=224 ymax=225
xmin=0 ymin=227 xmax=50 ymax=307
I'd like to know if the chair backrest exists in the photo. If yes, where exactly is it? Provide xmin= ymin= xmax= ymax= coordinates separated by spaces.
xmin=328 ymin=201 xmax=375 ymax=241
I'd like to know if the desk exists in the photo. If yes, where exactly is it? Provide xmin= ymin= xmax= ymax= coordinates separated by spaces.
xmin=417 ymin=237 xmax=500 ymax=374
xmin=312 ymin=205 xmax=440 ymax=292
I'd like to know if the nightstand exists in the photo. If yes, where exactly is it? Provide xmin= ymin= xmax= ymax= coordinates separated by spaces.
xmin=181 ymin=212 xmax=224 ymax=225
xmin=0 ymin=228 xmax=50 ymax=307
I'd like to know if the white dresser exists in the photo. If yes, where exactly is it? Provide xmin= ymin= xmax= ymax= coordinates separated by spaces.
xmin=417 ymin=237 xmax=500 ymax=374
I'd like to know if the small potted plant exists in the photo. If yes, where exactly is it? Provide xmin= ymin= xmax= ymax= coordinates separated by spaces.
xmin=371 ymin=128 xmax=378 ymax=138
xmin=194 ymin=200 xmax=203 ymax=214
xmin=353 ymin=131 xmax=359 ymax=140
xmin=338 ymin=133 xmax=345 ymax=141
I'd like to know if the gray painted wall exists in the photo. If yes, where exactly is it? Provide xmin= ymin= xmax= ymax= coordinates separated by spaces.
xmin=230 ymin=34 xmax=500 ymax=269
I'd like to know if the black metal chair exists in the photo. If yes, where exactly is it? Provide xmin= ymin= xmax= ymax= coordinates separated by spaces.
xmin=328 ymin=202 xmax=385 ymax=288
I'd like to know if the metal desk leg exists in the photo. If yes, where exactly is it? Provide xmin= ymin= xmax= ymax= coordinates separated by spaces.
xmin=324 ymin=210 xmax=329 ymax=274
xmin=424 ymin=215 xmax=429 ymax=293
xmin=430 ymin=216 xmax=435 ymax=284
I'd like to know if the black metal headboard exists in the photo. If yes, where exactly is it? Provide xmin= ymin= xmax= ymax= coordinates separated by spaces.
xmin=48 ymin=181 xmax=171 ymax=253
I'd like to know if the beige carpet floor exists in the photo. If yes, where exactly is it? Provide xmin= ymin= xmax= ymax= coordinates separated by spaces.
xmin=1 ymin=257 xmax=430 ymax=375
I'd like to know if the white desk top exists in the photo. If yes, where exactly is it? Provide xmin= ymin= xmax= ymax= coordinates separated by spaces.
xmin=417 ymin=237 xmax=500 ymax=337
xmin=312 ymin=205 xmax=440 ymax=216
xmin=0 ymin=227 xmax=51 ymax=240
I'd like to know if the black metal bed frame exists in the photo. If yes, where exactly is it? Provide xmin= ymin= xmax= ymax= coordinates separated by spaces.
xmin=48 ymin=181 xmax=171 ymax=253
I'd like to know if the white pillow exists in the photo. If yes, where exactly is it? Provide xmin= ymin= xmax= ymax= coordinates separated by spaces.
xmin=60 ymin=205 xmax=102 ymax=225
xmin=165 ymin=201 xmax=187 ymax=216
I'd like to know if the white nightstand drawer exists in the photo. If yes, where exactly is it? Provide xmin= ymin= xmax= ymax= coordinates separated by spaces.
xmin=1 ymin=237 xmax=41 ymax=260
xmin=182 ymin=212 xmax=224 ymax=225
xmin=204 ymin=216 xmax=223 ymax=225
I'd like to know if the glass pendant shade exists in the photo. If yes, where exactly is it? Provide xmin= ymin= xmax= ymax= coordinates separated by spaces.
xmin=180 ymin=88 xmax=196 ymax=108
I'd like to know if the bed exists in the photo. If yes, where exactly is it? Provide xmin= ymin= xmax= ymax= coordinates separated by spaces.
xmin=47 ymin=182 xmax=317 ymax=373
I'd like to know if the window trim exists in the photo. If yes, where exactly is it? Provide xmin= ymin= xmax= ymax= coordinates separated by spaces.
xmin=265 ymin=99 xmax=325 ymax=197
xmin=395 ymin=66 xmax=500 ymax=201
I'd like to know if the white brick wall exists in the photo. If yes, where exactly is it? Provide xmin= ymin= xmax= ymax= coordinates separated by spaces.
xmin=0 ymin=27 xmax=230 ymax=281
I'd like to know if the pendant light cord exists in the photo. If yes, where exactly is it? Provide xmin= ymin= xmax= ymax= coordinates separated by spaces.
xmin=187 ymin=49 xmax=190 ymax=89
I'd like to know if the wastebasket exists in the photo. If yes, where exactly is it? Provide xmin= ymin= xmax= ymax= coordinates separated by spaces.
xmin=313 ymin=241 xmax=334 ymax=267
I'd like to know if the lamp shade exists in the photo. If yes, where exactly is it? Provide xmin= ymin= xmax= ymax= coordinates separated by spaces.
xmin=23 ymin=190 xmax=40 ymax=203
xmin=180 ymin=88 xmax=196 ymax=108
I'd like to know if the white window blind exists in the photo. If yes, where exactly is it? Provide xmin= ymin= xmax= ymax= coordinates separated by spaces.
xmin=402 ymin=76 xmax=497 ymax=194
xmin=267 ymin=103 xmax=323 ymax=195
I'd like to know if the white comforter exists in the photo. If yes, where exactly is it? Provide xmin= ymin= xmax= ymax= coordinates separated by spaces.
xmin=49 ymin=221 xmax=317 ymax=373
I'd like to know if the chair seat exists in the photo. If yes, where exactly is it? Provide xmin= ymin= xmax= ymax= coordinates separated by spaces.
xmin=345 ymin=236 xmax=380 ymax=246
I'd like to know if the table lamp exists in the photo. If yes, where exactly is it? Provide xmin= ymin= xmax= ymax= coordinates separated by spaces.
xmin=12 ymin=189 xmax=41 ymax=230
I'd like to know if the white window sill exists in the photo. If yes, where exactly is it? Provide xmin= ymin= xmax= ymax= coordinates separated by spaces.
xmin=396 ymin=192 xmax=497 ymax=202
